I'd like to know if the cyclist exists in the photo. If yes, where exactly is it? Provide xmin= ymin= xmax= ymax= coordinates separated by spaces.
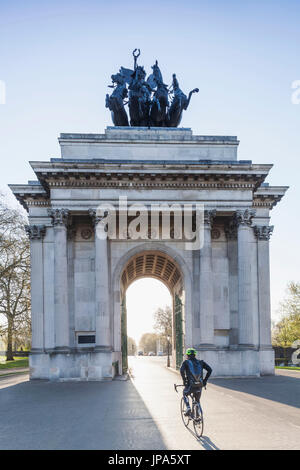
xmin=180 ymin=348 xmax=212 ymax=416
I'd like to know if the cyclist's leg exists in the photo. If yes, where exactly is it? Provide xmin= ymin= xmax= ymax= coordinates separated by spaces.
xmin=182 ymin=385 xmax=191 ymax=409
xmin=194 ymin=388 xmax=203 ymax=415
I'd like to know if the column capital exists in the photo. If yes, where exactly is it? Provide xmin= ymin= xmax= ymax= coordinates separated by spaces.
xmin=48 ymin=208 xmax=70 ymax=227
xmin=88 ymin=208 xmax=108 ymax=228
xmin=203 ymin=209 xmax=217 ymax=228
xmin=234 ymin=209 xmax=256 ymax=227
xmin=254 ymin=225 xmax=274 ymax=240
xmin=25 ymin=224 xmax=46 ymax=240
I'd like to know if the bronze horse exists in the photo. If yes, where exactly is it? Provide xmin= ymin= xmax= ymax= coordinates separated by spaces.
xmin=105 ymin=73 xmax=129 ymax=127
xmin=167 ymin=74 xmax=199 ymax=127
xmin=148 ymin=61 xmax=169 ymax=127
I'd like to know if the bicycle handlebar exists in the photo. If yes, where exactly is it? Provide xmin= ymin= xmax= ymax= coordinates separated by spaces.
xmin=174 ymin=383 xmax=184 ymax=393
xmin=174 ymin=383 xmax=206 ymax=393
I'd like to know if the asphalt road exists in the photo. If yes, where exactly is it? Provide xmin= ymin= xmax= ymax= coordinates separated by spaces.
xmin=0 ymin=356 xmax=299 ymax=450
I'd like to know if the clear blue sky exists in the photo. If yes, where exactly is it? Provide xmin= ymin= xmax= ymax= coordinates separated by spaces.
xmin=0 ymin=0 xmax=299 ymax=322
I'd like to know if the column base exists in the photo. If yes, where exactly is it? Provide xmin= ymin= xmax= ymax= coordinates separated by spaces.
xmin=53 ymin=346 xmax=71 ymax=353
xmin=30 ymin=348 xmax=44 ymax=354
xmin=238 ymin=343 xmax=255 ymax=350
xmin=94 ymin=345 xmax=113 ymax=352
xmin=196 ymin=344 xmax=216 ymax=351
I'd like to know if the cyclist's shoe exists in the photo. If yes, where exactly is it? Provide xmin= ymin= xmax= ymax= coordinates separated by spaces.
xmin=184 ymin=406 xmax=191 ymax=416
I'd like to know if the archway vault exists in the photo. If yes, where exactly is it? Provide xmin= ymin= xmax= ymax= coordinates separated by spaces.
xmin=121 ymin=250 xmax=183 ymax=294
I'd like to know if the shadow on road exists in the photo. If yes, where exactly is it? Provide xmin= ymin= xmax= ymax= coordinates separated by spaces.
xmin=210 ymin=373 xmax=300 ymax=409
xmin=0 ymin=377 xmax=167 ymax=450
xmin=184 ymin=423 xmax=220 ymax=450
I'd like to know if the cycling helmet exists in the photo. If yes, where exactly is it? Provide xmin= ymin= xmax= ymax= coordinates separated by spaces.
xmin=186 ymin=347 xmax=196 ymax=356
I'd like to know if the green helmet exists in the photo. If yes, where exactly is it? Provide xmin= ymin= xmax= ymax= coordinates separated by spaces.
xmin=186 ymin=347 xmax=196 ymax=356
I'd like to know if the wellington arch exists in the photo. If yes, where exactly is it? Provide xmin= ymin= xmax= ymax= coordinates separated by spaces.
xmin=9 ymin=126 xmax=288 ymax=381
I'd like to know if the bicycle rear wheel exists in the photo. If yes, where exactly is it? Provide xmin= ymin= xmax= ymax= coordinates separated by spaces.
xmin=193 ymin=404 xmax=204 ymax=438
xmin=181 ymin=396 xmax=192 ymax=427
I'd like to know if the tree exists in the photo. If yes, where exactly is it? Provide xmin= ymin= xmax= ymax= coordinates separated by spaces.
xmin=139 ymin=333 xmax=158 ymax=354
xmin=153 ymin=305 xmax=172 ymax=352
xmin=272 ymin=282 xmax=300 ymax=349
xmin=127 ymin=336 xmax=137 ymax=356
xmin=0 ymin=194 xmax=31 ymax=360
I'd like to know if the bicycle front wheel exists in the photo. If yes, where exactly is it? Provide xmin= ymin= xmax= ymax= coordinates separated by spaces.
xmin=193 ymin=404 xmax=204 ymax=438
xmin=180 ymin=397 xmax=191 ymax=427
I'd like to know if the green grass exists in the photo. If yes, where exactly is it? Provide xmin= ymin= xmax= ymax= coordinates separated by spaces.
xmin=275 ymin=366 xmax=300 ymax=371
xmin=0 ymin=356 xmax=29 ymax=370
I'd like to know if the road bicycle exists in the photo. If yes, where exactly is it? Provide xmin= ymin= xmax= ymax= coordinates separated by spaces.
xmin=174 ymin=383 xmax=204 ymax=438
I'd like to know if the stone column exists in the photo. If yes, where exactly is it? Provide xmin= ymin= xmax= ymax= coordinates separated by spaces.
xmin=235 ymin=209 xmax=256 ymax=348
xmin=67 ymin=228 xmax=77 ymax=349
xmin=225 ymin=219 xmax=239 ymax=345
xmin=254 ymin=225 xmax=274 ymax=349
xmin=89 ymin=210 xmax=111 ymax=351
xmin=48 ymin=209 xmax=70 ymax=351
xmin=25 ymin=225 xmax=46 ymax=352
xmin=199 ymin=209 xmax=216 ymax=348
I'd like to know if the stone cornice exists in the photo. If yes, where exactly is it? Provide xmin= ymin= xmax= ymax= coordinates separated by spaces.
xmin=253 ymin=185 xmax=289 ymax=209
xmin=47 ymin=178 xmax=259 ymax=190
xmin=59 ymin=129 xmax=239 ymax=145
xmin=8 ymin=183 xmax=49 ymax=212
xmin=28 ymin=161 xmax=272 ymax=193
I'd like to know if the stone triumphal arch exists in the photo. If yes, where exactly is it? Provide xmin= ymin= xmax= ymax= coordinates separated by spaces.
xmin=10 ymin=126 xmax=287 ymax=380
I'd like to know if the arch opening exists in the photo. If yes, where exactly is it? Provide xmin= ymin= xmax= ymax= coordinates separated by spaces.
xmin=119 ymin=250 xmax=185 ymax=373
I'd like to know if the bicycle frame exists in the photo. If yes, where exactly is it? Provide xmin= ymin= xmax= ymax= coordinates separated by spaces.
xmin=175 ymin=382 xmax=204 ymax=437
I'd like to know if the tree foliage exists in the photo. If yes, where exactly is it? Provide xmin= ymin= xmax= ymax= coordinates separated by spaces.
xmin=153 ymin=305 xmax=172 ymax=352
xmin=272 ymin=282 xmax=300 ymax=348
xmin=0 ymin=193 xmax=31 ymax=360
xmin=127 ymin=336 xmax=137 ymax=356
xmin=139 ymin=332 xmax=158 ymax=354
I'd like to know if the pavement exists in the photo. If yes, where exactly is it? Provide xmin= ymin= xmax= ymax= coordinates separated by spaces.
xmin=0 ymin=356 xmax=299 ymax=450
xmin=0 ymin=368 xmax=29 ymax=376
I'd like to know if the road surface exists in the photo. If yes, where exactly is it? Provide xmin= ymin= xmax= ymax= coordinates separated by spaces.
xmin=0 ymin=356 xmax=299 ymax=450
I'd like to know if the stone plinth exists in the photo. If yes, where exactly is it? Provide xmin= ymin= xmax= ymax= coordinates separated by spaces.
xmin=59 ymin=127 xmax=239 ymax=162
